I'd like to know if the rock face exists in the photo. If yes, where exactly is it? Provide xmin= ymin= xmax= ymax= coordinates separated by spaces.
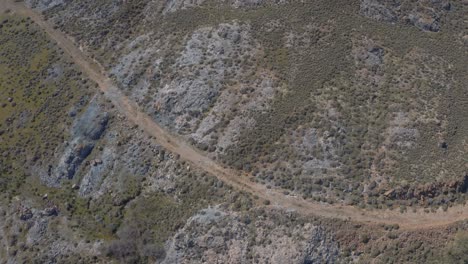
xmin=54 ymin=142 xmax=93 ymax=181
xmin=164 ymin=208 xmax=341 ymax=264
xmin=78 ymin=147 xmax=115 ymax=197
xmin=44 ymin=99 xmax=108 ymax=186
xmin=72 ymin=101 xmax=109 ymax=141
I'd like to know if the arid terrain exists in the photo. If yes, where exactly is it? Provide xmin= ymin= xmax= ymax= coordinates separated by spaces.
xmin=0 ymin=0 xmax=467 ymax=263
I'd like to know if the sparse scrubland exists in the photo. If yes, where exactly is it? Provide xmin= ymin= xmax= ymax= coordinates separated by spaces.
xmin=31 ymin=0 xmax=468 ymax=209
xmin=1 ymin=0 xmax=467 ymax=263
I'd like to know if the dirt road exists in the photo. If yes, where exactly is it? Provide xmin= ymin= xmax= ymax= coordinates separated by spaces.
xmin=4 ymin=1 xmax=468 ymax=230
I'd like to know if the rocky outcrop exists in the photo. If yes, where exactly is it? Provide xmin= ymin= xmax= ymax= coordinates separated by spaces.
xmin=110 ymin=20 xmax=280 ymax=157
xmin=353 ymin=39 xmax=385 ymax=69
xmin=407 ymin=10 xmax=441 ymax=32
xmin=44 ymin=100 xmax=108 ymax=186
xmin=360 ymin=0 xmax=453 ymax=32
xmin=303 ymin=227 xmax=340 ymax=264
xmin=152 ymin=22 xmax=257 ymax=130
xmin=360 ymin=0 xmax=399 ymax=23
xmin=25 ymin=0 xmax=65 ymax=12
xmin=162 ymin=0 xmax=205 ymax=14
xmin=78 ymin=146 xmax=115 ymax=197
xmin=163 ymin=208 xmax=341 ymax=264
xmin=71 ymin=100 xmax=109 ymax=140
xmin=0 ymin=199 xmax=101 ymax=263
xmin=151 ymin=0 xmax=294 ymax=13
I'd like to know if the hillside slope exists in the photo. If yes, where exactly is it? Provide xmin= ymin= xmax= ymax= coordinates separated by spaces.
xmin=1 ymin=0 xmax=467 ymax=263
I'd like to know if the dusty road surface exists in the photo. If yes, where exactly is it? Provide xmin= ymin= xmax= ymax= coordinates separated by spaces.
xmin=4 ymin=0 xmax=468 ymax=230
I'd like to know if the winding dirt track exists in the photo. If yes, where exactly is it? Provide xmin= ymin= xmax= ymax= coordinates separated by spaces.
xmin=5 ymin=1 xmax=468 ymax=230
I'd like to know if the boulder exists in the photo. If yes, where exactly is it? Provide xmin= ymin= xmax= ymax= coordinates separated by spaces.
xmin=407 ymin=13 xmax=440 ymax=32
xmin=19 ymin=208 xmax=33 ymax=221
xmin=42 ymin=206 xmax=58 ymax=217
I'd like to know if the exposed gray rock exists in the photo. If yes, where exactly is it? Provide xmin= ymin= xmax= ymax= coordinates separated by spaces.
xmin=360 ymin=0 xmax=399 ymax=23
xmin=162 ymin=0 xmax=205 ymax=14
xmin=19 ymin=209 xmax=33 ymax=221
xmin=354 ymin=41 xmax=385 ymax=67
xmin=191 ymin=73 xmax=279 ymax=155
xmin=153 ymin=22 xmax=255 ymax=131
xmin=365 ymin=47 xmax=385 ymax=66
xmin=147 ymin=0 xmax=294 ymax=14
xmin=41 ymin=206 xmax=59 ymax=217
xmin=27 ymin=219 xmax=49 ymax=245
xmin=360 ymin=0 xmax=453 ymax=33
xmin=43 ymin=99 xmax=108 ymax=187
xmin=25 ymin=0 xmax=65 ymax=12
xmin=79 ymin=145 xmax=116 ymax=197
xmin=163 ymin=208 xmax=342 ymax=264
xmin=50 ymin=139 xmax=93 ymax=186
xmin=407 ymin=12 xmax=441 ymax=32
xmin=71 ymin=100 xmax=109 ymax=140
xmin=302 ymin=227 xmax=340 ymax=264
xmin=108 ymin=19 xmax=282 ymax=160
